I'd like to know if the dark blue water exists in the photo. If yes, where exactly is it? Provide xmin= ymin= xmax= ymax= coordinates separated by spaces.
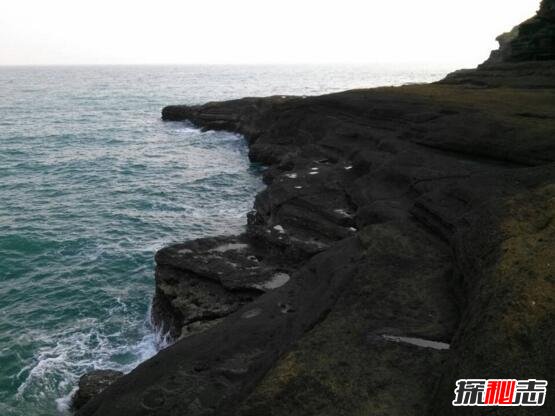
xmin=0 ymin=65 xmax=450 ymax=415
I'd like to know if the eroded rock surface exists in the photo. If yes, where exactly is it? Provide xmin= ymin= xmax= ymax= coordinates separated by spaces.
xmin=77 ymin=6 xmax=554 ymax=415
xmin=72 ymin=370 xmax=123 ymax=410
xmin=152 ymin=235 xmax=294 ymax=339
xmin=442 ymin=0 xmax=555 ymax=88
xmin=485 ymin=0 xmax=555 ymax=63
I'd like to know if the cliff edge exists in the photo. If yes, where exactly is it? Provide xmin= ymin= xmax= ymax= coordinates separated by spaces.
xmin=76 ymin=3 xmax=555 ymax=415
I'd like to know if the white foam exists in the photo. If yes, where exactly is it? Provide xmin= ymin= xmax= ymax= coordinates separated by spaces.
xmin=55 ymin=386 xmax=78 ymax=415
xmin=141 ymin=239 xmax=171 ymax=253
xmin=284 ymin=173 xmax=297 ymax=179
xmin=16 ymin=303 xmax=169 ymax=414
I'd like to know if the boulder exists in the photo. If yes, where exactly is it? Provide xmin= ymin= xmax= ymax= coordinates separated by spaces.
xmin=72 ymin=370 xmax=123 ymax=411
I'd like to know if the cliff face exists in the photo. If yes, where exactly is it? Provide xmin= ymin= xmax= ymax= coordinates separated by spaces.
xmin=484 ymin=0 xmax=555 ymax=64
xmin=442 ymin=0 xmax=555 ymax=88
xmin=76 ymin=4 xmax=555 ymax=416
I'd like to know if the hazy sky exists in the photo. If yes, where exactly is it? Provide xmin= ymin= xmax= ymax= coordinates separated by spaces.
xmin=0 ymin=0 xmax=541 ymax=66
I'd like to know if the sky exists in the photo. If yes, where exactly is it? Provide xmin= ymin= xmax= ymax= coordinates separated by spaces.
xmin=0 ymin=0 xmax=542 ymax=67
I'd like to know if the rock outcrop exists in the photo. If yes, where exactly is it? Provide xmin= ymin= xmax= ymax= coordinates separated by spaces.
xmin=76 ymin=4 xmax=555 ymax=416
xmin=484 ymin=0 xmax=555 ymax=64
xmin=72 ymin=370 xmax=123 ymax=410
xmin=442 ymin=0 xmax=555 ymax=88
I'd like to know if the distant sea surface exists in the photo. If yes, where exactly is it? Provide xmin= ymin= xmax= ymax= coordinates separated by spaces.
xmin=0 ymin=64 xmax=453 ymax=415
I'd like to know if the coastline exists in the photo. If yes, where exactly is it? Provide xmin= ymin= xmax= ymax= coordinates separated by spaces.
xmin=75 ymin=2 xmax=555 ymax=414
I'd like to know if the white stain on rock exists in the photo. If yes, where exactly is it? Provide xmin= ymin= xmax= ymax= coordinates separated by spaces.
xmin=273 ymin=225 xmax=285 ymax=233
xmin=210 ymin=243 xmax=249 ymax=253
xmin=334 ymin=209 xmax=352 ymax=218
xmin=381 ymin=335 xmax=450 ymax=350
xmin=242 ymin=308 xmax=262 ymax=319
xmin=254 ymin=272 xmax=291 ymax=290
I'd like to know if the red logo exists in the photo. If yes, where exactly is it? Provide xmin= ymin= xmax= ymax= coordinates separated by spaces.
xmin=453 ymin=379 xmax=548 ymax=406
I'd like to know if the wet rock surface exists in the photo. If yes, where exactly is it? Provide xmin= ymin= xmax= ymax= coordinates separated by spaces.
xmin=152 ymin=235 xmax=294 ymax=339
xmin=77 ymin=8 xmax=554 ymax=416
xmin=72 ymin=370 xmax=123 ymax=410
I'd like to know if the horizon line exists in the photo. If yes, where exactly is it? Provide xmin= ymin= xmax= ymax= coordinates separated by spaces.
xmin=0 ymin=61 xmax=469 ymax=68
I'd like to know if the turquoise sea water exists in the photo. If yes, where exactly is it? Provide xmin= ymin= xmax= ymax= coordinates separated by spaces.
xmin=0 ymin=65 xmax=451 ymax=415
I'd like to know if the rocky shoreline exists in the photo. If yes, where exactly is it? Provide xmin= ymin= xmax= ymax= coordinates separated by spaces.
xmin=76 ymin=2 xmax=554 ymax=415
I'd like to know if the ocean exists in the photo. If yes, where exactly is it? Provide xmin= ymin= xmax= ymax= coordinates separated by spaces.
xmin=0 ymin=64 xmax=452 ymax=415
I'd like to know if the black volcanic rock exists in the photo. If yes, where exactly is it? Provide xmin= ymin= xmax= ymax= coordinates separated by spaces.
xmin=72 ymin=370 xmax=123 ymax=410
xmin=77 ymin=5 xmax=555 ymax=416
xmin=152 ymin=235 xmax=294 ymax=340
xmin=484 ymin=0 xmax=555 ymax=64
xmin=79 ymin=84 xmax=554 ymax=415
xmin=442 ymin=0 xmax=555 ymax=88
